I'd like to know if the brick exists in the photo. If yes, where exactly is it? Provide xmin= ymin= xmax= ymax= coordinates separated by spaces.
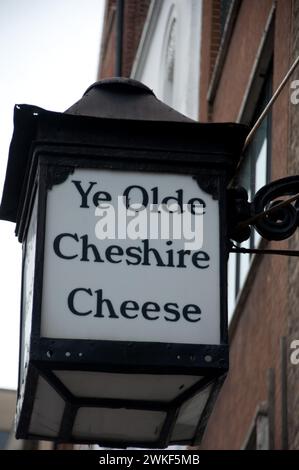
xmin=98 ymin=0 xmax=150 ymax=78
xmin=287 ymin=0 xmax=299 ymax=449
xmin=200 ymin=0 xmax=292 ymax=450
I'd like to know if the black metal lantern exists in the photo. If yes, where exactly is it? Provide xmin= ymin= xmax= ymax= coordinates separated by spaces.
xmin=0 ymin=79 xmax=248 ymax=448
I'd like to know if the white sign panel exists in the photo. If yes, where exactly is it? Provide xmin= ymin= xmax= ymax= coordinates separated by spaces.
xmin=40 ymin=168 xmax=220 ymax=345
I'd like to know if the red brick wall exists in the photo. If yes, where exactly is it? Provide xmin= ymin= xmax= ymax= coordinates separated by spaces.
xmin=122 ymin=0 xmax=151 ymax=77
xmin=99 ymin=0 xmax=117 ymax=78
xmin=98 ymin=0 xmax=150 ymax=79
xmin=201 ymin=255 xmax=282 ymax=449
xmin=98 ymin=0 xmax=296 ymax=450
xmin=287 ymin=0 xmax=299 ymax=451
xmin=200 ymin=0 xmax=291 ymax=449
xmin=211 ymin=0 xmax=273 ymax=122
xmin=199 ymin=0 xmax=222 ymax=122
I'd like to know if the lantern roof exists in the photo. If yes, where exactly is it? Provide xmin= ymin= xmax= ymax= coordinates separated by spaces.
xmin=65 ymin=78 xmax=194 ymax=122
xmin=0 ymin=78 xmax=248 ymax=224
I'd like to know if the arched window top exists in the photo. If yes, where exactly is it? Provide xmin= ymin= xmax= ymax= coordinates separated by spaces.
xmin=165 ymin=18 xmax=176 ymax=82
xmin=161 ymin=5 xmax=177 ymax=107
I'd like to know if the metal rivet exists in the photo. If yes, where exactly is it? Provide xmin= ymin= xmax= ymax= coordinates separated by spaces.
xmin=204 ymin=354 xmax=212 ymax=363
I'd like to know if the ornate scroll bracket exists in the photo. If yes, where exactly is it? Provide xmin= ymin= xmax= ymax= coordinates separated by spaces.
xmin=228 ymin=176 xmax=299 ymax=244
xmin=194 ymin=176 xmax=220 ymax=200
xmin=46 ymin=166 xmax=75 ymax=190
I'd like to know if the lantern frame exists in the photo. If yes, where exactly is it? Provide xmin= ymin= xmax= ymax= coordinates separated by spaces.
xmin=0 ymin=82 xmax=248 ymax=447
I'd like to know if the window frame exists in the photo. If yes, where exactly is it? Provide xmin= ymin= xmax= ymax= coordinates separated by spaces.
xmin=228 ymin=61 xmax=273 ymax=319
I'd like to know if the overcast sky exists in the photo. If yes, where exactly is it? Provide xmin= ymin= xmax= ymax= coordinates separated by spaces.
xmin=0 ymin=0 xmax=105 ymax=390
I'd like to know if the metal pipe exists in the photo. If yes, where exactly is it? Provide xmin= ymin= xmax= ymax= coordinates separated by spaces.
xmin=243 ymin=54 xmax=299 ymax=151
xmin=230 ymin=247 xmax=299 ymax=257
xmin=115 ymin=0 xmax=124 ymax=76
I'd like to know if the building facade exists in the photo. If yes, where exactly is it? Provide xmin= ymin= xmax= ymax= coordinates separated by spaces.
xmin=0 ymin=388 xmax=54 ymax=450
xmin=199 ymin=0 xmax=290 ymax=450
xmin=98 ymin=0 xmax=299 ymax=450
xmin=99 ymin=0 xmax=202 ymax=119
xmin=288 ymin=0 xmax=299 ymax=451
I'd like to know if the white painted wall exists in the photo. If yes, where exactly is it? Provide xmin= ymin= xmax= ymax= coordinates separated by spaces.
xmin=131 ymin=0 xmax=202 ymax=120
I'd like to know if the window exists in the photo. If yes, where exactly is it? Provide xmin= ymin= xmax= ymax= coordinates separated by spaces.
xmin=0 ymin=431 xmax=9 ymax=449
xmin=243 ymin=406 xmax=270 ymax=450
xmin=220 ymin=0 xmax=233 ymax=35
xmin=228 ymin=65 xmax=273 ymax=318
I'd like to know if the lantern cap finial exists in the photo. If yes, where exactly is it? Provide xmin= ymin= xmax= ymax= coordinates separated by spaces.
xmin=65 ymin=77 xmax=194 ymax=122
xmin=83 ymin=78 xmax=154 ymax=96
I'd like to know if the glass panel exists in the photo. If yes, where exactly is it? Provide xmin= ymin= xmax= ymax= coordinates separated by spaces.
xmin=20 ymin=195 xmax=38 ymax=390
xmin=72 ymin=407 xmax=166 ymax=442
xmin=238 ymin=237 xmax=250 ymax=292
xmin=53 ymin=370 xmax=202 ymax=402
xmin=227 ymin=252 xmax=236 ymax=322
xmin=254 ymin=137 xmax=267 ymax=247
xmin=220 ymin=0 xmax=233 ymax=34
xmin=28 ymin=376 xmax=65 ymax=437
xmin=170 ymin=384 xmax=212 ymax=442
xmin=236 ymin=155 xmax=252 ymax=295
xmin=239 ymin=153 xmax=251 ymax=198
xmin=228 ymin=66 xmax=272 ymax=313
xmin=251 ymin=115 xmax=267 ymax=187
xmin=41 ymin=169 xmax=221 ymax=346
xmin=0 ymin=431 xmax=9 ymax=449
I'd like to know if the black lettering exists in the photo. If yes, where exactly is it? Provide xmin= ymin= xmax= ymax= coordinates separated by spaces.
xmin=142 ymin=239 xmax=165 ymax=267
xmin=126 ymin=246 xmax=142 ymax=265
xmin=177 ymin=249 xmax=191 ymax=268
xmin=164 ymin=303 xmax=180 ymax=322
xmin=142 ymin=302 xmax=160 ymax=320
xmin=166 ymin=240 xmax=174 ymax=267
xmin=93 ymin=191 xmax=111 ymax=207
xmin=80 ymin=235 xmax=104 ymax=262
xmin=53 ymin=233 xmax=79 ymax=260
xmin=162 ymin=189 xmax=183 ymax=212
xmin=68 ymin=288 xmax=92 ymax=316
xmin=106 ymin=245 xmax=123 ymax=263
xmin=120 ymin=300 xmax=139 ymax=319
xmin=151 ymin=187 xmax=158 ymax=204
xmin=72 ymin=180 xmax=97 ymax=208
xmin=188 ymin=198 xmax=206 ymax=215
xmin=183 ymin=304 xmax=201 ymax=322
xmin=123 ymin=185 xmax=149 ymax=209
xmin=94 ymin=289 xmax=118 ymax=318
xmin=192 ymin=251 xmax=210 ymax=268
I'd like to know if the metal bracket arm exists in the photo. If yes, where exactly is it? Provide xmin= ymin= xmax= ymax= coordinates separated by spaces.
xmin=227 ymin=175 xmax=299 ymax=243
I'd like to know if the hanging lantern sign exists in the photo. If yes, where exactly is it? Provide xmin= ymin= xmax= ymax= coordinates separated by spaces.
xmin=0 ymin=79 xmax=248 ymax=447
